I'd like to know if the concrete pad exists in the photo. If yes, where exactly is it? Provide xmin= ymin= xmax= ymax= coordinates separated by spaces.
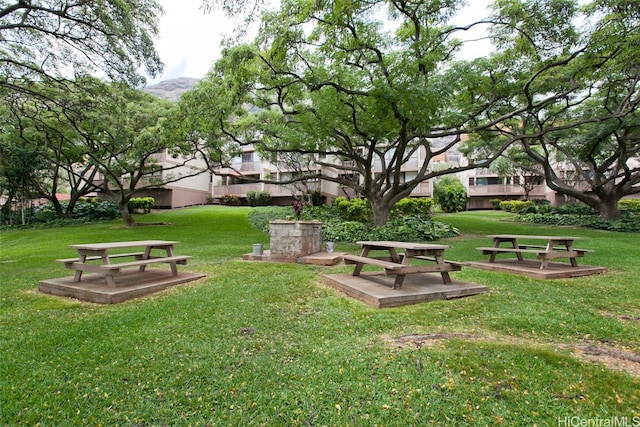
xmin=464 ymin=259 xmax=607 ymax=279
xmin=38 ymin=269 xmax=206 ymax=304
xmin=322 ymin=271 xmax=488 ymax=308
xmin=242 ymin=250 xmax=344 ymax=266
xmin=298 ymin=251 xmax=345 ymax=266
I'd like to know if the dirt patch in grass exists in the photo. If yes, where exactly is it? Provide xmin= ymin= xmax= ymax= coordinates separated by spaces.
xmin=382 ymin=333 xmax=482 ymax=349
xmin=600 ymin=310 xmax=640 ymax=323
xmin=384 ymin=333 xmax=640 ymax=378
xmin=560 ymin=343 xmax=640 ymax=378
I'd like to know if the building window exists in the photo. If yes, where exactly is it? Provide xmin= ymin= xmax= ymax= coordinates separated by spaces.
xmin=242 ymin=152 xmax=254 ymax=163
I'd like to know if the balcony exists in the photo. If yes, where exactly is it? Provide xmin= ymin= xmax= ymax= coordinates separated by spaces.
xmin=372 ymin=157 xmax=421 ymax=172
xmin=468 ymin=184 xmax=546 ymax=197
xmin=408 ymin=182 xmax=432 ymax=197
xmin=213 ymin=182 xmax=321 ymax=198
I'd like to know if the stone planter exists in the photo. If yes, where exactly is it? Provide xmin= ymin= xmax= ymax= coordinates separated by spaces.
xmin=269 ymin=220 xmax=323 ymax=262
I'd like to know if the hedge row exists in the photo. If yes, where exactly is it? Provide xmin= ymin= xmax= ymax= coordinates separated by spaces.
xmin=247 ymin=197 xmax=457 ymax=242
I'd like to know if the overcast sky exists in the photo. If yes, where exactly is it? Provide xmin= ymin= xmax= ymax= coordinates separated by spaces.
xmin=149 ymin=0 xmax=492 ymax=85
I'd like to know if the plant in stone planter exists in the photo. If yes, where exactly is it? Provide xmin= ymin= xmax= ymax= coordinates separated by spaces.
xmin=292 ymin=200 xmax=304 ymax=220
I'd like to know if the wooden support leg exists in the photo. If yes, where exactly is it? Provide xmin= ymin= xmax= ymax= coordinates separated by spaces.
xmin=169 ymin=262 xmax=178 ymax=275
xmin=393 ymin=274 xmax=406 ymax=289
xmin=352 ymin=246 xmax=371 ymax=276
xmin=140 ymin=247 xmax=152 ymax=272
xmin=352 ymin=263 xmax=364 ymax=276
xmin=73 ymin=254 xmax=86 ymax=282
xmin=106 ymin=275 xmax=117 ymax=288
xmin=511 ymin=239 xmax=523 ymax=261
xmin=435 ymin=255 xmax=452 ymax=284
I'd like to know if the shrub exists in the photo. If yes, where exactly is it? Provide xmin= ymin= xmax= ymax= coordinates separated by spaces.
xmin=248 ymin=205 xmax=459 ymax=242
xmin=221 ymin=194 xmax=241 ymax=206
xmin=322 ymin=220 xmax=369 ymax=242
xmin=367 ymin=215 xmax=458 ymax=241
xmin=391 ymin=197 xmax=433 ymax=217
xmin=309 ymin=190 xmax=324 ymax=207
xmin=555 ymin=202 xmax=596 ymax=215
xmin=22 ymin=199 xmax=120 ymax=226
xmin=619 ymin=198 xmax=640 ymax=214
xmin=333 ymin=197 xmax=371 ymax=222
xmin=70 ymin=199 xmax=120 ymax=220
xmin=128 ymin=197 xmax=155 ymax=214
xmin=490 ymin=199 xmax=503 ymax=210
xmin=516 ymin=202 xmax=640 ymax=232
xmin=246 ymin=191 xmax=272 ymax=207
xmin=499 ymin=200 xmax=534 ymax=213
xmin=433 ymin=176 xmax=467 ymax=212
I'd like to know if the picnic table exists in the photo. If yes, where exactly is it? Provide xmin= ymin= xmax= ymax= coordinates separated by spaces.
xmin=342 ymin=241 xmax=462 ymax=289
xmin=57 ymin=240 xmax=191 ymax=287
xmin=477 ymin=234 xmax=593 ymax=270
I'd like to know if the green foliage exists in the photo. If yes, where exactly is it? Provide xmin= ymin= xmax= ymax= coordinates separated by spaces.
xmin=516 ymin=202 xmax=640 ymax=232
xmin=221 ymin=194 xmax=241 ymax=206
xmin=246 ymin=191 xmax=272 ymax=207
xmin=309 ymin=190 xmax=324 ymax=207
xmin=249 ymin=201 xmax=456 ymax=242
xmin=128 ymin=197 xmax=155 ymax=214
xmin=71 ymin=199 xmax=120 ymax=220
xmin=390 ymin=197 xmax=434 ymax=216
xmin=321 ymin=220 xmax=369 ymax=242
xmin=499 ymin=200 xmax=535 ymax=213
xmin=3 ymin=199 xmax=120 ymax=227
xmin=1 ymin=0 xmax=162 ymax=92
xmin=332 ymin=197 xmax=372 ymax=222
xmin=367 ymin=215 xmax=458 ymax=241
xmin=619 ymin=198 xmax=640 ymax=214
xmin=433 ymin=176 xmax=468 ymax=213
xmin=490 ymin=199 xmax=503 ymax=210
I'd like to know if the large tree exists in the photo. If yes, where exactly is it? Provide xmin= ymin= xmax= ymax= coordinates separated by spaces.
xmin=480 ymin=0 xmax=640 ymax=220
xmin=73 ymin=81 xmax=211 ymax=226
xmin=0 ymin=0 xmax=163 ymax=92
xmin=0 ymin=80 xmax=103 ymax=219
xmin=194 ymin=0 xmax=621 ymax=225
xmin=186 ymin=0 xmax=527 ymax=225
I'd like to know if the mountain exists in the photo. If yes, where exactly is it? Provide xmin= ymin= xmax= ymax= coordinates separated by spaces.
xmin=143 ymin=77 xmax=199 ymax=101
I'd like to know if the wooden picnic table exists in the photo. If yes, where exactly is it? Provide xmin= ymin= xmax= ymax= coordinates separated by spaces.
xmin=342 ymin=241 xmax=461 ymax=289
xmin=477 ymin=234 xmax=593 ymax=270
xmin=57 ymin=240 xmax=191 ymax=288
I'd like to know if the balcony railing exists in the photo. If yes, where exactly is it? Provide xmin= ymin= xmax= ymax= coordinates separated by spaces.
xmin=213 ymin=182 xmax=320 ymax=198
xmin=372 ymin=157 xmax=421 ymax=171
xmin=468 ymin=184 xmax=546 ymax=196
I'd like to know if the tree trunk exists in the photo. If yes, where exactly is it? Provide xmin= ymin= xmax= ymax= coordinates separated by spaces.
xmin=119 ymin=202 xmax=136 ymax=227
xmin=596 ymin=199 xmax=621 ymax=221
xmin=370 ymin=197 xmax=391 ymax=227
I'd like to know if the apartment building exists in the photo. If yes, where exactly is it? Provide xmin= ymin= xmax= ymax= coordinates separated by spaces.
xmin=209 ymin=140 xmax=551 ymax=209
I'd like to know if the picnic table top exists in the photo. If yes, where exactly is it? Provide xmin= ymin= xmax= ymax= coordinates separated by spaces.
xmin=69 ymin=240 xmax=180 ymax=250
xmin=355 ymin=241 xmax=451 ymax=250
xmin=488 ymin=234 xmax=583 ymax=241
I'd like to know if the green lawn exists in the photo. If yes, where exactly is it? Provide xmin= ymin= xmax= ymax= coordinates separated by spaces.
xmin=1 ymin=207 xmax=638 ymax=426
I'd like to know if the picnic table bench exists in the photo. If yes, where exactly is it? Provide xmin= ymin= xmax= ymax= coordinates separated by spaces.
xmin=57 ymin=240 xmax=191 ymax=288
xmin=477 ymin=234 xmax=593 ymax=270
xmin=342 ymin=241 xmax=461 ymax=289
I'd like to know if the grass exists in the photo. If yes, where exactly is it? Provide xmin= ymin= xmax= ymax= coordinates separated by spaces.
xmin=1 ymin=207 xmax=639 ymax=425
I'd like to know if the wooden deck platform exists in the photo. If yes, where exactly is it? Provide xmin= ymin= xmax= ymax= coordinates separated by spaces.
xmin=322 ymin=271 xmax=488 ymax=308
xmin=464 ymin=259 xmax=607 ymax=279
xmin=38 ymin=269 xmax=206 ymax=304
